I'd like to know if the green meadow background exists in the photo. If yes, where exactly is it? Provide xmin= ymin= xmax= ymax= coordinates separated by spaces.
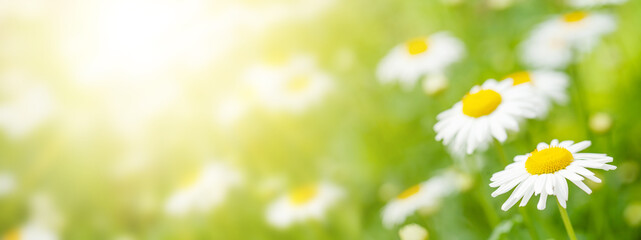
xmin=1 ymin=0 xmax=641 ymax=239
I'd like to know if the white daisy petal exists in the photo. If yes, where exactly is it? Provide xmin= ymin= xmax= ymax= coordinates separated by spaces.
xmin=381 ymin=170 xmax=469 ymax=228
xmin=568 ymin=141 xmax=591 ymax=153
xmin=490 ymin=139 xmax=614 ymax=211
xmin=377 ymin=32 xmax=465 ymax=89
xmin=435 ymin=78 xmax=538 ymax=155
xmin=537 ymin=192 xmax=548 ymax=210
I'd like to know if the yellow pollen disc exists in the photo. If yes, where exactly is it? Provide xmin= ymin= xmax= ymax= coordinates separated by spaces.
xmin=406 ymin=38 xmax=429 ymax=55
xmin=504 ymin=71 xmax=532 ymax=86
xmin=462 ymin=89 xmax=502 ymax=118
xmin=397 ymin=184 xmax=421 ymax=199
xmin=287 ymin=75 xmax=311 ymax=93
xmin=562 ymin=11 xmax=587 ymax=23
xmin=289 ymin=184 xmax=318 ymax=205
xmin=4 ymin=229 xmax=20 ymax=240
xmin=525 ymin=147 xmax=574 ymax=175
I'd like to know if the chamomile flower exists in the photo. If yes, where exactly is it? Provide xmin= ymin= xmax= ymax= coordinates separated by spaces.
xmin=381 ymin=170 xmax=470 ymax=228
xmin=377 ymin=32 xmax=465 ymax=89
xmin=244 ymin=55 xmax=333 ymax=113
xmin=2 ymin=224 xmax=58 ymax=240
xmin=490 ymin=139 xmax=616 ymax=211
xmin=2 ymin=193 xmax=64 ymax=240
xmin=265 ymin=181 xmax=343 ymax=228
xmin=165 ymin=163 xmax=243 ymax=216
xmin=567 ymin=0 xmax=627 ymax=8
xmin=520 ymin=11 xmax=616 ymax=69
xmin=520 ymin=33 xmax=573 ymax=69
xmin=502 ymin=70 xmax=569 ymax=117
xmin=434 ymin=79 xmax=538 ymax=154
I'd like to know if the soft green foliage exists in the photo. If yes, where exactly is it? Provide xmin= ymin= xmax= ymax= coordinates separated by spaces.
xmin=1 ymin=0 xmax=641 ymax=239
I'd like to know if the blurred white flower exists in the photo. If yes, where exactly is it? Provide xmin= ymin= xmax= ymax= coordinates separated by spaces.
xmin=520 ymin=11 xmax=616 ymax=69
xmin=2 ymin=193 xmax=63 ymax=240
xmin=0 ymin=73 xmax=56 ymax=139
xmin=520 ymin=33 xmax=574 ymax=70
xmin=490 ymin=139 xmax=615 ymax=211
xmin=502 ymin=70 xmax=570 ymax=118
xmin=28 ymin=193 xmax=65 ymax=232
xmin=422 ymin=73 xmax=449 ymax=96
xmin=266 ymin=182 xmax=343 ymax=229
xmin=381 ymin=170 xmax=469 ymax=228
xmin=1 ymin=223 xmax=58 ymax=240
xmin=377 ymin=32 xmax=465 ymax=90
xmin=376 ymin=32 xmax=465 ymax=89
xmin=0 ymin=172 xmax=16 ymax=197
xmin=567 ymin=0 xmax=627 ymax=8
xmin=434 ymin=79 xmax=538 ymax=155
xmin=399 ymin=223 xmax=429 ymax=240
xmin=245 ymin=55 xmax=333 ymax=113
xmin=589 ymin=112 xmax=613 ymax=134
xmin=165 ymin=162 xmax=243 ymax=216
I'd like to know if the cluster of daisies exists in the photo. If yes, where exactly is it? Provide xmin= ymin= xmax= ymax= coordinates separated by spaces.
xmin=168 ymin=0 xmax=623 ymax=235
xmin=1 ymin=1 xmax=628 ymax=239
xmin=372 ymin=0 xmax=623 ymax=235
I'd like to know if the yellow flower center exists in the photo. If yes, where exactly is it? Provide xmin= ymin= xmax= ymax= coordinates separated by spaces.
xmin=406 ymin=38 xmax=429 ymax=55
xmin=287 ymin=75 xmax=311 ymax=93
xmin=504 ymin=71 xmax=532 ymax=86
xmin=462 ymin=89 xmax=502 ymax=118
xmin=289 ymin=184 xmax=318 ymax=205
xmin=525 ymin=147 xmax=574 ymax=175
xmin=3 ymin=229 xmax=20 ymax=240
xmin=562 ymin=11 xmax=587 ymax=23
xmin=397 ymin=184 xmax=421 ymax=199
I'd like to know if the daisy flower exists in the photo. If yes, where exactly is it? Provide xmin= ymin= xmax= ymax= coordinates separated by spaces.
xmin=381 ymin=170 xmax=470 ymax=228
xmin=244 ymin=55 xmax=333 ymax=113
xmin=490 ymin=139 xmax=616 ymax=211
xmin=377 ymin=32 xmax=465 ymax=89
xmin=567 ymin=0 xmax=627 ymax=8
xmin=502 ymin=70 xmax=570 ymax=117
xmin=165 ymin=163 xmax=243 ymax=216
xmin=434 ymin=79 xmax=538 ymax=155
xmin=520 ymin=11 xmax=616 ymax=69
xmin=265 ymin=181 xmax=343 ymax=228
xmin=3 ymin=193 xmax=64 ymax=240
xmin=2 ymin=224 xmax=58 ymax=240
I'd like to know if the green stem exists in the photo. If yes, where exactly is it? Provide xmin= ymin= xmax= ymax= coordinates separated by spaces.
xmin=557 ymin=201 xmax=578 ymax=240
